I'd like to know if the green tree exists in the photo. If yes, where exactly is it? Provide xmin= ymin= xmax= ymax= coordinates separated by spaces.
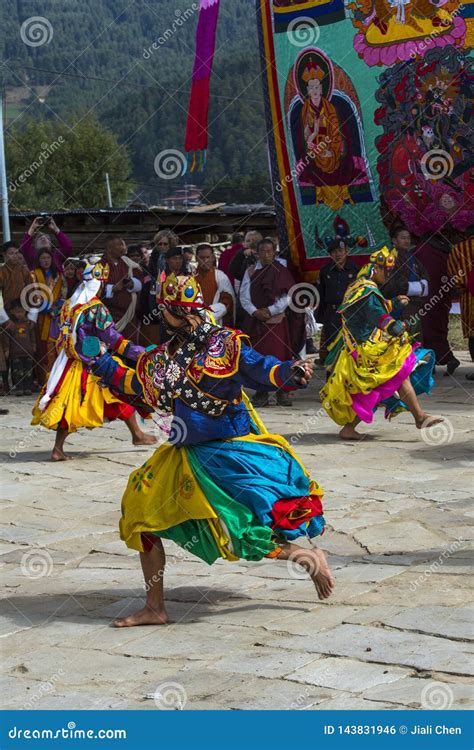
xmin=6 ymin=115 xmax=133 ymax=210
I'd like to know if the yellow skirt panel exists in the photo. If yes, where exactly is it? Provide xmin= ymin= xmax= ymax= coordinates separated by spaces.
xmin=119 ymin=443 xmax=219 ymax=553
xmin=31 ymin=359 xmax=126 ymax=433
xmin=321 ymin=337 xmax=412 ymax=426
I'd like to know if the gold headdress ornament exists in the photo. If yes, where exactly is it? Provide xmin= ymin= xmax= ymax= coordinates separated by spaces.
xmin=158 ymin=273 xmax=206 ymax=310
xmin=82 ymin=261 xmax=110 ymax=282
xmin=357 ymin=246 xmax=398 ymax=281
xmin=369 ymin=246 xmax=397 ymax=269
xmin=302 ymin=58 xmax=325 ymax=83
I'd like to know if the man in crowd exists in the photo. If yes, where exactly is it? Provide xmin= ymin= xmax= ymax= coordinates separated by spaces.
xmin=381 ymin=227 xmax=429 ymax=341
xmin=229 ymin=230 xmax=263 ymax=294
xmin=20 ymin=216 xmax=73 ymax=270
xmin=0 ymin=242 xmax=35 ymax=394
xmin=417 ymin=233 xmax=460 ymax=375
xmin=101 ymin=236 xmax=143 ymax=341
xmin=240 ymin=238 xmax=305 ymax=408
xmin=317 ymin=239 xmax=358 ymax=361
xmin=218 ymin=231 xmax=244 ymax=285
xmin=194 ymin=243 xmax=235 ymax=325
xmin=0 ymin=242 xmax=33 ymax=316
xmin=127 ymin=243 xmax=151 ymax=272
xmin=448 ymin=235 xmax=474 ymax=380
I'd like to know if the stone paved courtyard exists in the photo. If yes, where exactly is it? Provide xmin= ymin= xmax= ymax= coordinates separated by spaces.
xmin=1 ymin=356 xmax=473 ymax=711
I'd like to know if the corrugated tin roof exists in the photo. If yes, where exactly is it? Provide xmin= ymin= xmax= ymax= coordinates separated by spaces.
xmin=8 ymin=204 xmax=276 ymax=218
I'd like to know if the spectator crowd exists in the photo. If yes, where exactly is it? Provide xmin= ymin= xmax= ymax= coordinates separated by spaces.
xmin=0 ymin=217 xmax=472 ymax=401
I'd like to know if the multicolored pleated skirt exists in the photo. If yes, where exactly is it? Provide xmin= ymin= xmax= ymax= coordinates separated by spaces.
xmin=119 ymin=431 xmax=326 ymax=564
xmin=321 ymin=337 xmax=436 ymax=426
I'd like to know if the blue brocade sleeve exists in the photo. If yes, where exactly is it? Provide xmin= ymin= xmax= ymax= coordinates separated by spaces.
xmin=91 ymin=352 xmax=143 ymax=397
xmin=238 ymin=344 xmax=300 ymax=392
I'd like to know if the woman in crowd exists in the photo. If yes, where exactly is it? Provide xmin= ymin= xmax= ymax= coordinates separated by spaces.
xmin=31 ymin=249 xmax=65 ymax=384
xmin=139 ymin=230 xmax=180 ymax=347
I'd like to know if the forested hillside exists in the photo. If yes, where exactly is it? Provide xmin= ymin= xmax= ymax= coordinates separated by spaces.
xmin=2 ymin=0 xmax=271 ymax=205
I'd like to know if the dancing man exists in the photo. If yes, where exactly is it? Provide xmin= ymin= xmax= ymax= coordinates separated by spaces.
xmin=91 ymin=273 xmax=334 ymax=626
xmin=32 ymin=261 xmax=156 ymax=461
xmin=321 ymin=247 xmax=442 ymax=440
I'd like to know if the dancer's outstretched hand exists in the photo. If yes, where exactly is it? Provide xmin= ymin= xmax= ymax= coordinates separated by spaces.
xmin=292 ymin=359 xmax=314 ymax=385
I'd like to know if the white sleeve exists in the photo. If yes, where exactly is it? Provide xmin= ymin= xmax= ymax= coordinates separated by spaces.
xmin=0 ymin=307 xmax=9 ymax=324
xmin=216 ymin=270 xmax=236 ymax=303
xmin=129 ymin=276 xmax=142 ymax=293
xmin=407 ymin=280 xmax=429 ymax=297
xmin=268 ymin=294 xmax=290 ymax=316
xmin=239 ymin=270 xmax=256 ymax=316
xmin=210 ymin=302 xmax=227 ymax=321
xmin=105 ymin=284 xmax=114 ymax=299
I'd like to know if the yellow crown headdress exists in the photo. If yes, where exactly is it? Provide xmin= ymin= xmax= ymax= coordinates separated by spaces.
xmin=158 ymin=274 xmax=206 ymax=310
xmin=82 ymin=261 xmax=110 ymax=282
xmin=303 ymin=59 xmax=325 ymax=83
xmin=369 ymin=246 xmax=397 ymax=269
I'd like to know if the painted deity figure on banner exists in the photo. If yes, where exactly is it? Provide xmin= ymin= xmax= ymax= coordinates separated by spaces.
xmin=288 ymin=50 xmax=374 ymax=211
xmin=375 ymin=46 xmax=473 ymax=236
xmin=349 ymin=0 xmax=466 ymax=65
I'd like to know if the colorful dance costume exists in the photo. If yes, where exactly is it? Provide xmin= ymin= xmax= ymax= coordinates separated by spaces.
xmin=321 ymin=247 xmax=436 ymax=425
xmin=32 ymin=262 xmax=143 ymax=432
xmin=92 ymin=274 xmax=326 ymax=564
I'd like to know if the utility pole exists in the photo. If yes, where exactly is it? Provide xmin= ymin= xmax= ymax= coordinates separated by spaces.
xmin=105 ymin=172 xmax=112 ymax=208
xmin=0 ymin=89 xmax=10 ymax=242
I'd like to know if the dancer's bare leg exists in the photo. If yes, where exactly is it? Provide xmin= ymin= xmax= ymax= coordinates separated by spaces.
xmin=114 ymin=538 xmax=169 ymax=627
xmin=51 ymin=428 xmax=72 ymax=461
xmin=277 ymin=542 xmax=334 ymax=600
xmin=339 ymin=416 xmax=367 ymax=441
xmin=125 ymin=413 xmax=157 ymax=446
xmin=398 ymin=378 xmax=443 ymax=429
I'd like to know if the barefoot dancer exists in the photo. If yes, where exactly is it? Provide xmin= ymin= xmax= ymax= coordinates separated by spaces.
xmin=32 ymin=261 xmax=156 ymax=460
xmin=321 ymin=247 xmax=442 ymax=440
xmin=91 ymin=274 xmax=334 ymax=626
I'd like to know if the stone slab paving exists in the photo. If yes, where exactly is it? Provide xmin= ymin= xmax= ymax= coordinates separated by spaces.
xmin=1 ymin=355 xmax=473 ymax=710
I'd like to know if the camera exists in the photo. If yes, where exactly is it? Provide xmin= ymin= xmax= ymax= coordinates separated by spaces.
xmin=38 ymin=215 xmax=52 ymax=227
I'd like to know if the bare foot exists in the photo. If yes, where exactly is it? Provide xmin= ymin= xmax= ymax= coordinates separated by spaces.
xmin=339 ymin=425 xmax=373 ymax=441
xmin=416 ymin=414 xmax=444 ymax=430
xmin=51 ymin=448 xmax=73 ymax=461
xmin=113 ymin=603 xmax=169 ymax=628
xmin=292 ymin=548 xmax=335 ymax=601
xmin=132 ymin=433 xmax=157 ymax=446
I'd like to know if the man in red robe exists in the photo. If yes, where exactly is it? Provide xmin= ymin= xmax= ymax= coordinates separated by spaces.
xmin=240 ymin=238 xmax=305 ymax=407
xmin=101 ymin=237 xmax=143 ymax=341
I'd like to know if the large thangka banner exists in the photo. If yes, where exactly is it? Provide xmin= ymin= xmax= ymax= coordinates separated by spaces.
xmin=256 ymin=0 xmax=472 ymax=278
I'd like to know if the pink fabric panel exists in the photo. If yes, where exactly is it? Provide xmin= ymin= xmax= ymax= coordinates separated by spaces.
xmin=350 ymin=350 xmax=416 ymax=424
